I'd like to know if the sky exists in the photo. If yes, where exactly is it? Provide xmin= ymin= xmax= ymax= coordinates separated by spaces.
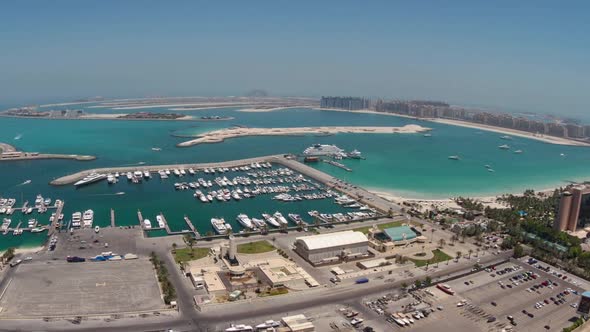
xmin=0 ymin=1 xmax=588 ymax=118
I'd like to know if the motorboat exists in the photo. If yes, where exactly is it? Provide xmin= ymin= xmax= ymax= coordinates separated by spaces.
xmin=273 ymin=211 xmax=288 ymax=226
xmin=236 ymin=214 xmax=253 ymax=229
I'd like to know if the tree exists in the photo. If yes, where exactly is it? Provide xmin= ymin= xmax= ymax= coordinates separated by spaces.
xmin=424 ymin=276 xmax=432 ymax=286
xmin=468 ymin=249 xmax=473 ymax=259
xmin=455 ymin=251 xmax=462 ymax=262
xmin=450 ymin=234 xmax=458 ymax=245
xmin=171 ymin=242 xmax=177 ymax=253
xmin=513 ymin=244 xmax=524 ymax=258
xmin=414 ymin=279 xmax=422 ymax=288
xmin=183 ymin=233 xmax=196 ymax=256
xmin=438 ymin=238 xmax=446 ymax=249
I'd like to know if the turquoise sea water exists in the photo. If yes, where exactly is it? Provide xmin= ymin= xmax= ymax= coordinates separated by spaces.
xmin=1 ymin=105 xmax=589 ymax=250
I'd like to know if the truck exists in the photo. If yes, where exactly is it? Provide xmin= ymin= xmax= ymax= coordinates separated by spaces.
xmin=355 ymin=277 xmax=369 ymax=284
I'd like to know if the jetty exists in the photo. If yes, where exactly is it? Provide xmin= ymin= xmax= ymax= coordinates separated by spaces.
xmin=110 ymin=208 xmax=115 ymax=227
xmin=183 ymin=215 xmax=200 ymax=238
xmin=323 ymin=159 xmax=352 ymax=172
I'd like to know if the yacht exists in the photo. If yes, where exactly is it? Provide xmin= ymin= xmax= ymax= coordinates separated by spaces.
xmin=273 ymin=212 xmax=288 ymax=226
xmin=156 ymin=215 xmax=165 ymax=228
xmin=126 ymin=172 xmax=133 ymax=180
xmin=151 ymin=147 xmax=161 ymax=151
xmin=347 ymin=149 xmax=363 ymax=159
xmin=31 ymin=225 xmax=47 ymax=233
xmin=143 ymin=219 xmax=152 ymax=229
xmin=211 ymin=218 xmax=228 ymax=234
xmin=500 ymin=135 xmax=512 ymax=140
xmin=173 ymin=169 xmax=181 ymax=176
xmin=498 ymin=144 xmax=510 ymax=150
xmin=82 ymin=209 xmax=94 ymax=227
xmin=423 ymin=133 xmax=432 ymax=137
xmin=74 ymin=173 xmax=107 ymax=187
xmin=514 ymin=149 xmax=523 ymax=154
xmin=303 ymin=144 xmax=344 ymax=156
xmin=236 ymin=214 xmax=253 ymax=229
xmin=231 ymin=192 xmax=242 ymax=200
xmin=448 ymin=155 xmax=460 ymax=160
xmin=34 ymin=194 xmax=43 ymax=206
xmin=288 ymin=213 xmax=304 ymax=225
xmin=143 ymin=171 xmax=150 ymax=178
xmin=107 ymin=174 xmax=117 ymax=184
xmin=72 ymin=212 xmax=82 ymax=227
xmin=251 ymin=218 xmax=266 ymax=228
xmin=180 ymin=169 xmax=186 ymax=176
xmin=188 ymin=168 xmax=195 ymax=175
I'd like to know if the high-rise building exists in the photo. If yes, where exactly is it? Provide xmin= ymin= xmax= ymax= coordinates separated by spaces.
xmin=554 ymin=186 xmax=590 ymax=232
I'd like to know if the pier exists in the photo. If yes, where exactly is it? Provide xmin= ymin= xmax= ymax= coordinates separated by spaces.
xmin=323 ymin=159 xmax=352 ymax=172
xmin=110 ymin=209 xmax=115 ymax=227
xmin=137 ymin=210 xmax=144 ymax=228
xmin=183 ymin=215 xmax=200 ymax=238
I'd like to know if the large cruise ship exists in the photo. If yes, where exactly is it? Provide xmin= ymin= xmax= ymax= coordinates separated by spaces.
xmin=303 ymin=144 xmax=344 ymax=156
xmin=74 ymin=173 xmax=107 ymax=187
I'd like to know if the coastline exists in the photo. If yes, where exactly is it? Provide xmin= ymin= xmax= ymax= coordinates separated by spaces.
xmin=177 ymin=124 xmax=431 ymax=147
xmin=314 ymin=108 xmax=590 ymax=147
xmin=236 ymin=106 xmax=303 ymax=113
xmin=0 ymin=114 xmax=196 ymax=121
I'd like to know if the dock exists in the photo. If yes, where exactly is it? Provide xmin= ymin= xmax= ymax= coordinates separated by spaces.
xmin=137 ymin=210 xmax=144 ymax=228
xmin=323 ymin=159 xmax=352 ymax=172
xmin=160 ymin=213 xmax=173 ymax=234
xmin=110 ymin=208 xmax=115 ymax=227
xmin=183 ymin=215 xmax=200 ymax=238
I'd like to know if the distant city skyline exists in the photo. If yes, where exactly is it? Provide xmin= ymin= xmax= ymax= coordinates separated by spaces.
xmin=1 ymin=1 xmax=589 ymax=119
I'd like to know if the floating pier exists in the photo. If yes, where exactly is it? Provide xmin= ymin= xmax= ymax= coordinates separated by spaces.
xmin=323 ymin=159 xmax=352 ymax=172
xmin=183 ymin=215 xmax=200 ymax=238
xmin=110 ymin=208 xmax=115 ymax=227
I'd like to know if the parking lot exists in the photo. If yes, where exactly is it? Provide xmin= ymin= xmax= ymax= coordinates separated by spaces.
xmin=361 ymin=258 xmax=585 ymax=332
xmin=0 ymin=258 xmax=165 ymax=318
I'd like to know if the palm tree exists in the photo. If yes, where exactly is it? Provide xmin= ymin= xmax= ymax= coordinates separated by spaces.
xmin=455 ymin=251 xmax=462 ymax=262
xmin=430 ymin=228 xmax=436 ymax=243
xmin=468 ymin=249 xmax=473 ymax=259
xmin=475 ymin=248 xmax=480 ymax=257
xmin=451 ymin=234 xmax=458 ymax=245
xmin=183 ymin=233 xmax=196 ymax=256
xmin=438 ymin=238 xmax=446 ymax=248
xmin=171 ymin=242 xmax=177 ymax=253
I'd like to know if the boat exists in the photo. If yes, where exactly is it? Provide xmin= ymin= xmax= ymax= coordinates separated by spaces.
xmin=262 ymin=213 xmax=280 ymax=227
xmin=82 ymin=209 xmax=94 ymax=227
xmin=487 ymin=168 xmax=495 ymax=172
xmin=151 ymin=147 xmax=161 ymax=151
xmin=498 ymin=144 xmax=510 ymax=150
xmin=143 ymin=219 xmax=152 ymax=229
xmin=303 ymin=144 xmax=344 ymax=156
xmin=225 ymin=324 xmax=253 ymax=332
xmin=288 ymin=213 xmax=304 ymax=225
xmin=211 ymin=218 xmax=228 ymax=234
xmin=448 ymin=155 xmax=460 ymax=160
xmin=107 ymin=174 xmax=117 ymax=184
xmin=143 ymin=171 xmax=150 ymax=178
xmin=423 ymin=133 xmax=432 ymax=137
xmin=347 ymin=149 xmax=363 ymax=159
xmin=126 ymin=172 xmax=133 ymax=180
xmin=500 ymin=135 xmax=512 ymax=140
xmin=303 ymin=156 xmax=320 ymax=163
xmin=236 ymin=214 xmax=253 ymax=229
xmin=251 ymin=218 xmax=266 ymax=228
xmin=74 ymin=173 xmax=107 ymax=187
xmin=94 ymin=225 xmax=100 ymax=233
xmin=71 ymin=212 xmax=82 ymax=227
xmin=514 ymin=149 xmax=523 ymax=154
xmin=35 ymin=194 xmax=43 ymax=206
xmin=273 ymin=212 xmax=288 ymax=226
xmin=437 ymin=283 xmax=455 ymax=295
xmin=255 ymin=320 xmax=280 ymax=330
xmin=157 ymin=215 xmax=165 ymax=228
xmin=31 ymin=226 xmax=47 ymax=233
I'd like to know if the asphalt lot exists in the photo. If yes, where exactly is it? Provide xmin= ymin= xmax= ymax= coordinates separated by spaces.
xmin=391 ymin=260 xmax=584 ymax=332
xmin=0 ymin=258 xmax=165 ymax=318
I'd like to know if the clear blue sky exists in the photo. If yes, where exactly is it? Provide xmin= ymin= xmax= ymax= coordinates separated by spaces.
xmin=1 ymin=1 xmax=588 ymax=117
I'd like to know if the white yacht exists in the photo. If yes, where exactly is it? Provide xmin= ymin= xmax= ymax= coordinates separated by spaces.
xmin=143 ymin=219 xmax=152 ymax=229
xmin=236 ymin=214 xmax=253 ymax=229
xmin=273 ymin=212 xmax=288 ymax=226
xmin=107 ymin=174 xmax=117 ymax=184
xmin=448 ymin=155 xmax=460 ymax=160
xmin=157 ymin=215 xmax=165 ymax=228
xmin=126 ymin=172 xmax=133 ymax=180
xmin=347 ymin=149 xmax=363 ymax=159
xmin=500 ymin=135 xmax=512 ymax=140
xmin=180 ymin=169 xmax=186 ymax=176
xmin=251 ymin=218 xmax=266 ymax=228
xmin=173 ymin=169 xmax=181 ymax=176
xmin=514 ymin=149 xmax=523 ymax=154
xmin=423 ymin=133 xmax=432 ymax=137
xmin=188 ymin=168 xmax=195 ymax=175
xmin=288 ymin=213 xmax=304 ymax=225
xmin=143 ymin=171 xmax=150 ymax=178
xmin=82 ymin=209 xmax=94 ymax=227
xmin=211 ymin=218 xmax=228 ymax=234
xmin=74 ymin=173 xmax=107 ymax=187
xmin=498 ymin=144 xmax=510 ymax=150
xmin=72 ymin=211 xmax=82 ymax=227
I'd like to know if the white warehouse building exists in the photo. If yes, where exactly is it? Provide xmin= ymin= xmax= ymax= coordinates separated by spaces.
xmin=294 ymin=230 xmax=370 ymax=265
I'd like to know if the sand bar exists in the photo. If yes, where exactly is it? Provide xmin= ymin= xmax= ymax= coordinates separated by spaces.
xmin=177 ymin=124 xmax=431 ymax=147
xmin=236 ymin=106 xmax=302 ymax=113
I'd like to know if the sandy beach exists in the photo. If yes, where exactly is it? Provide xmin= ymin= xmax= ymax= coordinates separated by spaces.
xmin=236 ymin=106 xmax=302 ymax=113
xmin=177 ymin=124 xmax=431 ymax=147
xmin=315 ymin=108 xmax=590 ymax=147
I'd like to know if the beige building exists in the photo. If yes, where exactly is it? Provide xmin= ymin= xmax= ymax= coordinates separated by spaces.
xmin=294 ymin=231 xmax=369 ymax=265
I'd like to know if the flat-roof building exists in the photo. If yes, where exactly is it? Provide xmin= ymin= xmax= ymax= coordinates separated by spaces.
xmin=294 ymin=231 xmax=369 ymax=265
xmin=282 ymin=314 xmax=315 ymax=332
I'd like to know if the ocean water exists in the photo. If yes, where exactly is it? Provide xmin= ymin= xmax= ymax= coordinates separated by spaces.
xmin=1 ymin=105 xmax=589 ymax=250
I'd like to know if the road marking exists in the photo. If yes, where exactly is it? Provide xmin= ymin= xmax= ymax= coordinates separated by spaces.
xmin=0 ymin=278 xmax=13 ymax=301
